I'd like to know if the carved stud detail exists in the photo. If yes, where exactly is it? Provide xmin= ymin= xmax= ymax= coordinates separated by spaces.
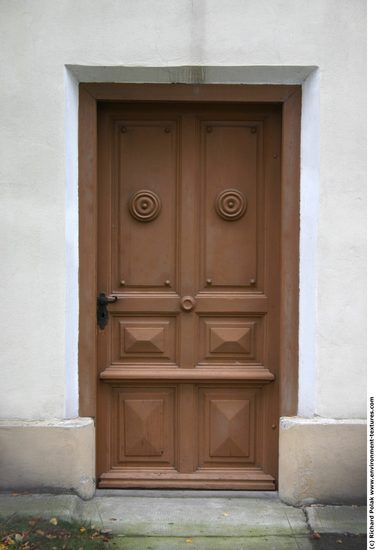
xmin=180 ymin=296 xmax=196 ymax=312
xmin=129 ymin=190 xmax=161 ymax=222
xmin=215 ymin=189 xmax=247 ymax=221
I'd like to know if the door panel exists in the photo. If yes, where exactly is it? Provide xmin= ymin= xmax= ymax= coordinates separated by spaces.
xmin=112 ymin=316 xmax=178 ymax=365
xmin=201 ymin=121 xmax=259 ymax=288
xmin=97 ymin=102 xmax=281 ymax=489
xmin=198 ymin=316 xmax=264 ymax=366
xmin=111 ymin=385 xmax=176 ymax=468
xmin=116 ymin=121 xmax=178 ymax=290
xmin=198 ymin=387 xmax=259 ymax=466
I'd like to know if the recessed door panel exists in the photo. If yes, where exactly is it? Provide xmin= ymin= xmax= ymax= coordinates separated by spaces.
xmin=198 ymin=316 xmax=265 ymax=366
xmin=201 ymin=122 xmax=260 ymax=289
xmin=111 ymin=386 xmax=176 ymax=468
xmin=116 ymin=121 xmax=178 ymax=290
xmin=198 ymin=386 xmax=259 ymax=467
xmin=112 ymin=316 xmax=178 ymax=365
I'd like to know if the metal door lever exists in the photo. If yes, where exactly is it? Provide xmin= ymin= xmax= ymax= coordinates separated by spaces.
xmin=97 ymin=292 xmax=118 ymax=330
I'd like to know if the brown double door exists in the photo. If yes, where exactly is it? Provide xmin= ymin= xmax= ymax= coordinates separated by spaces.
xmin=96 ymin=101 xmax=281 ymax=489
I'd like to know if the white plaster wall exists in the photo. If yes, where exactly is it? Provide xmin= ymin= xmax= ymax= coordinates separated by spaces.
xmin=0 ymin=0 xmax=366 ymax=419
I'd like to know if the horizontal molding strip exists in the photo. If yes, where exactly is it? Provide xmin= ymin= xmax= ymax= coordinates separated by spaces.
xmin=99 ymin=366 xmax=274 ymax=382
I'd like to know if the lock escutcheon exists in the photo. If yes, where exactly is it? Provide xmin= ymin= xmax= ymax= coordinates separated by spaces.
xmin=97 ymin=292 xmax=118 ymax=329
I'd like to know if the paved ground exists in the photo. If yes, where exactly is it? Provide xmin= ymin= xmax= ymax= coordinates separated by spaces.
xmin=0 ymin=491 xmax=367 ymax=549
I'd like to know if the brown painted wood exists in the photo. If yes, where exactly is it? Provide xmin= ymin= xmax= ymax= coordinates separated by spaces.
xmin=82 ymin=83 xmax=298 ymax=103
xmin=95 ymin=101 xmax=282 ymax=489
xmin=280 ymin=89 xmax=301 ymax=417
xmin=100 ymin=366 xmax=275 ymax=381
xmin=78 ymin=83 xmax=300 ymax=490
xmin=78 ymin=86 xmax=97 ymax=417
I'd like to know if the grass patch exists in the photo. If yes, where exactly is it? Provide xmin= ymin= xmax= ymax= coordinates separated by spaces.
xmin=0 ymin=516 xmax=111 ymax=549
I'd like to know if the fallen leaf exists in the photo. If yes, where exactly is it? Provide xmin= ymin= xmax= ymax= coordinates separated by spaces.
xmin=15 ymin=534 xmax=23 ymax=542
xmin=49 ymin=517 xmax=58 ymax=526
xmin=28 ymin=519 xmax=37 ymax=526
xmin=79 ymin=527 xmax=86 ymax=533
xmin=185 ymin=539 xmax=193 ymax=543
xmin=223 ymin=512 xmax=229 ymax=516
xmin=311 ymin=532 xmax=321 ymax=540
xmin=100 ymin=529 xmax=112 ymax=535
xmin=36 ymin=529 xmax=45 ymax=536
xmin=336 ymin=540 xmax=343 ymax=544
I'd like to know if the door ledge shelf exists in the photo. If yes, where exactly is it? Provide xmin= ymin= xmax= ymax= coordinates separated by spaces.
xmin=99 ymin=365 xmax=274 ymax=382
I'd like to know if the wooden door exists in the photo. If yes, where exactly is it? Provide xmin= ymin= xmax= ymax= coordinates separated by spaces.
xmin=96 ymin=102 xmax=281 ymax=489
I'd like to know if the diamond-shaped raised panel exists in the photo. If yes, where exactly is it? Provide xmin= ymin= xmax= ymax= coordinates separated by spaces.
xmin=199 ymin=318 xmax=262 ymax=365
xmin=113 ymin=318 xmax=176 ymax=364
xmin=199 ymin=387 xmax=258 ymax=467
xmin=210 ymin=399 xmax=250 ymax=457
xmin=210 ymin=327 xmax=251 ymax=354
xmin=123 ymin=399 xmax=163 ymax=456
xmin=112 ymin=386 xmax=176 ymax=467
xmin=124 ymin=327 xmax=165 ymax=353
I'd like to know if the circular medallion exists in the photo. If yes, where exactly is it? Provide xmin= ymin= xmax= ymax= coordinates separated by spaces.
xmin=129 ymin=190 xmax=161 ymax=222
xmin=180 ymin=296 xmax=196 ymax=312
xmin=215 ymin=189 xmax=247 ymax=221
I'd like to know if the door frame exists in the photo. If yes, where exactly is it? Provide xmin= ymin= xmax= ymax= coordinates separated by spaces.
xmin=78 ymin=83 xmax=301 ymax=420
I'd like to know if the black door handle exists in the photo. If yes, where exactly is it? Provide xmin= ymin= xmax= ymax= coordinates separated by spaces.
xmin=97 ymin=292 xmax=118 ymax=330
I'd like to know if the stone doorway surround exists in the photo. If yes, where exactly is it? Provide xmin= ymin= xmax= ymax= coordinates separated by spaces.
xmin=0 ymin=66 xmax=366 ymax=504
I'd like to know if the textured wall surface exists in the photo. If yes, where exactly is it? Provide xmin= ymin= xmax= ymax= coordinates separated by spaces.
xmin=0 ymin=1 xmax=366 ymax=420
xmin=279 ymin=417 xmax=367 ymax=505
xmin=0 ymin=419 xmax=95 ymax=499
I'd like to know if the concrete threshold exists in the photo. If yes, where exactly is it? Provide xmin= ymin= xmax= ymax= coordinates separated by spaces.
xmin=0 ymin=492 xmax=366 ymax=549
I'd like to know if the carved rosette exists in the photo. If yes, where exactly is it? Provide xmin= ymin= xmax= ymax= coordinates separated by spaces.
xmin=215 ymin=189 xmax=247 ymax=221
xmin=129 ymin=190 xmax=161 ymax=222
